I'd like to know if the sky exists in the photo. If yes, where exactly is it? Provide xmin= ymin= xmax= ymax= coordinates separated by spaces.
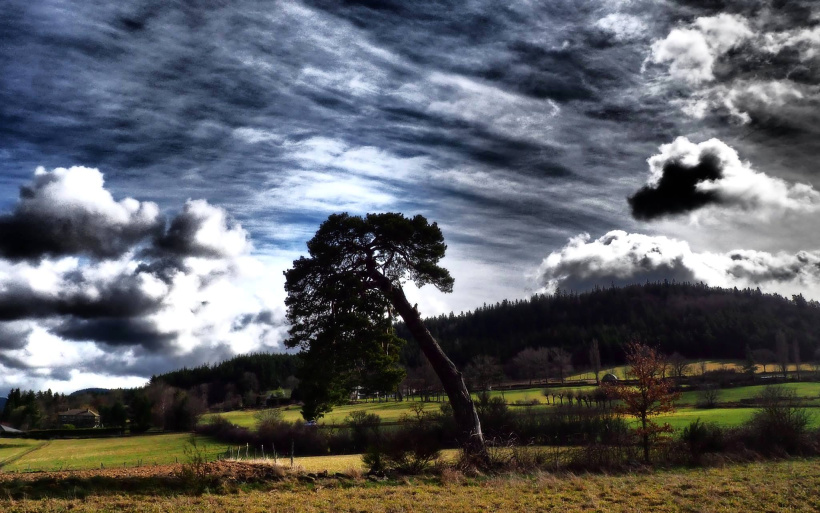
xmin=1 ymin=0 xmax=820 ymax=394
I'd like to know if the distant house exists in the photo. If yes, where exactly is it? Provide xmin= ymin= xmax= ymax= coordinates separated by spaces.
xmin=58 ymin=408 xmax=100 ymax=428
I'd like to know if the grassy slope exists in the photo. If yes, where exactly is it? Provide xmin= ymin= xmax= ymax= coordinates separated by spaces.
xmin=2 ymin=459 xmax=819 ymax=512
xmin=205 ymin=382 xmax=820 ymax=430
xmin=570 ymin=361 xmax=818 ymax=381
xmin=0 ymin=434 xmax=230 ymax=472
xmin=205 ymin=400 xmax=446 ymax=428
xmin=0 ymin=438 xmax=43 ymax=467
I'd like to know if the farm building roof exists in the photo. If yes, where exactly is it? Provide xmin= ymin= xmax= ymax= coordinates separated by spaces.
xmin=58 ymin=408 xmax=100 ymax=417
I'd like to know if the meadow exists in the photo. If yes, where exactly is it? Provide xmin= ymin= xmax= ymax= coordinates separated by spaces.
xmin=204 ymin=381 xmax=820 ymax=431
xmin=0 ymin=434 xmax=230 ymax=473
xmin=4 ymin=380 xmax=820 ymax=474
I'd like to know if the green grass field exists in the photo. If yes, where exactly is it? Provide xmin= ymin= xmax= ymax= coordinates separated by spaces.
xmin=205 ymin=399 xmax=446 ymax=428
xmin=0 ymin=438 xmax=43 ymax=467
xmin=5 ymin=380 xmax=820 ymax=474
xmin=677 ymin=382 xmax=820 ymax=405
xmin=570 ymin=361 xmax=817 ymax=381
xmin=0 ymin=434 xmax=230 ymax=472
xmin=205 ymin=381 xmax=820 ymax=431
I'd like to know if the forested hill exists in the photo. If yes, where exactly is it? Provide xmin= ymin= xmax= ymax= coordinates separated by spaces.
xmin=151 ymin=353 xmax=301 ymax=392
xmin=397 ymin=282 xmax=820 ymax=368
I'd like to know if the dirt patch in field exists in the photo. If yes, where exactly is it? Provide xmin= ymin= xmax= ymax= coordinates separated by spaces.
xmin=0 ymin=460 xmax=289 ymax=483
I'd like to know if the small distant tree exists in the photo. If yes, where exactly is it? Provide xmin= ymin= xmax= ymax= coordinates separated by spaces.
xmin=668 ymin=352 xmax=689 ymax=379
xmin=752 ymin=348 xmax=776 ymax=374
xmin=129 ymin=393 xmax=153 ymax=432
xmin=605 ymin=342 xmax=680 ymax=463
xmin=697 ymin=384 xmax=719 ymax=409
xmin=741 ymin=346 xmax=757 ymax=377
xmin=776 ymin=332 xmax=789 ymax=378
xmin=511 ymin=347 xmax=550 ymax=385
xmin=464 ymin=355 xmax=503 ymax=391
xmin=814 ymin=346 xmax=820 ymax=373
xmin=589 ymin=339 xmax=602 ymax=385
xmin=103 ymin=401 xmax=128 ymax=428
xmin=792 ymin=339 xmax=801 ymax=381
xmin=550 ymin=347 xmax=573 ymax=383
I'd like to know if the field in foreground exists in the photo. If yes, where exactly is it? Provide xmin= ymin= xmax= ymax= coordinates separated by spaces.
xmin=0 ymin=458 xmax=818 ymax=512
xmin=0 ymin=434 xmax=230 ymax=473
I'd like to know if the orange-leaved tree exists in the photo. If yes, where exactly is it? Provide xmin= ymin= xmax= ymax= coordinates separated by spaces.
xmin=605 ymin=342 xmax=680 ymax=463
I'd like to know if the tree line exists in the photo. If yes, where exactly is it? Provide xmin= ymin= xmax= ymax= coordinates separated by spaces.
xmin=397 ymin=282 xmax=820 ymax=374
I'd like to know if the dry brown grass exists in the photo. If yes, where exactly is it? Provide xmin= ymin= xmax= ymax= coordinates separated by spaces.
xmin=0 ymin=457 xmax=818 ymax=512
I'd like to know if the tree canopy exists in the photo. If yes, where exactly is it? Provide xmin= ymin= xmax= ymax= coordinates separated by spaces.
xmin=285 ymin=212 xmax=484 ymax=451
xmin=284 ymin=213 xmax=453 ymax=420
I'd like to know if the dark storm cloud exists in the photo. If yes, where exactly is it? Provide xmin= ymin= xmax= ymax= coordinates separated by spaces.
xmin=231 ymin=310 xmax=278 ymax=332
xmin=152 ymin=199 xmax=249 ymax=259
xmin=0 ymin=269 xmax=163 ymax=321
xmin=628 ymin=137 xmax=820 ymax=221
xmin=0 ymin=165 xmax=283 ymax=377
xmin=54 ymin=318 xmax=176 ymax=349
xmin=0 ymin=167 xmax=163 ymax=261
xmin=628 ymin=153 xmax=723 ymax=220
xmin=0 ymin=323 xmax=32 ymax=350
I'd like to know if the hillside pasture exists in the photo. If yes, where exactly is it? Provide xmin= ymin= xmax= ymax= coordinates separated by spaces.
xmin=203 ymin=381 xmax=820 ymax=431
xmin=571 ymin=361 xmax=818 ymax=381
xmin=0 ymin=434 xmax=230 ymax=473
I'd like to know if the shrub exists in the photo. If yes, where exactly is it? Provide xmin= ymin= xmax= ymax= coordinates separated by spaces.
xmin=345 ymin=410 xmax=381 ymax=453
xmin=475 ymin=391 xmax=513 ymax=439
xmin=177 ymin=435 xmax=209 ymax=487
xmin=680 ymin=419 xmax=725 ymax=462
xmin=254 ymin=409 xmax=284 ymax=424
xmin=696 ymin=384 xmax=720 ymax=409
xmin=362 ymin=414 xmax=444 ymax=474
xmin=744 ymin=387 xmax=813 ymax=454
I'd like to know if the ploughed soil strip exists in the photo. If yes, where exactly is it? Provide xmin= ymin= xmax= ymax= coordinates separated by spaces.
xmin=0 ymin=460 xmax=288 ymax=483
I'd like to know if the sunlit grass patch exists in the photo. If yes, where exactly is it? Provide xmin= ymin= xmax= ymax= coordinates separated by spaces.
xmin=2 ymin=434 xmax=230 ymax=472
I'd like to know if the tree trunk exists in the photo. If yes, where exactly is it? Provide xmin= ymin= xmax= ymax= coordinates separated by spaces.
xmin=371 ymin=272 xmax=485 ymax=456
xmin=641 ymin=417 xmax=650 ymax=463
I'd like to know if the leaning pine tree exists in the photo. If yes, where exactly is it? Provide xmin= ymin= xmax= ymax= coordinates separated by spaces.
xmin=284 ymin=213 xmax=485 ymax=456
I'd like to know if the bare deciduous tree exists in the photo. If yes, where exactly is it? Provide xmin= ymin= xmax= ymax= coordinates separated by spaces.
xmin=776 ymin=332 xmax=789 ymax=378
xmin=605 ymin=342 xmax=680 ymax=463
xmin=589 ymin=339 xmax=602 ymax=385
xmin=668 ymin=352 xmax=689 ymax=379
xmin=511 ymin=347 xmax=551 ymax=385
xmin=752 ymin=348 xmax=776 ymax=374
xmin=550 ymin=348 xmax=573 ymax=384
xmin=464 ymin=355 xmax=503 ymax=391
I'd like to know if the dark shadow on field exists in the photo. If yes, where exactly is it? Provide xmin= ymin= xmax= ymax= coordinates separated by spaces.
xmin=0 ymin=476 xmax=199 ymax=500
